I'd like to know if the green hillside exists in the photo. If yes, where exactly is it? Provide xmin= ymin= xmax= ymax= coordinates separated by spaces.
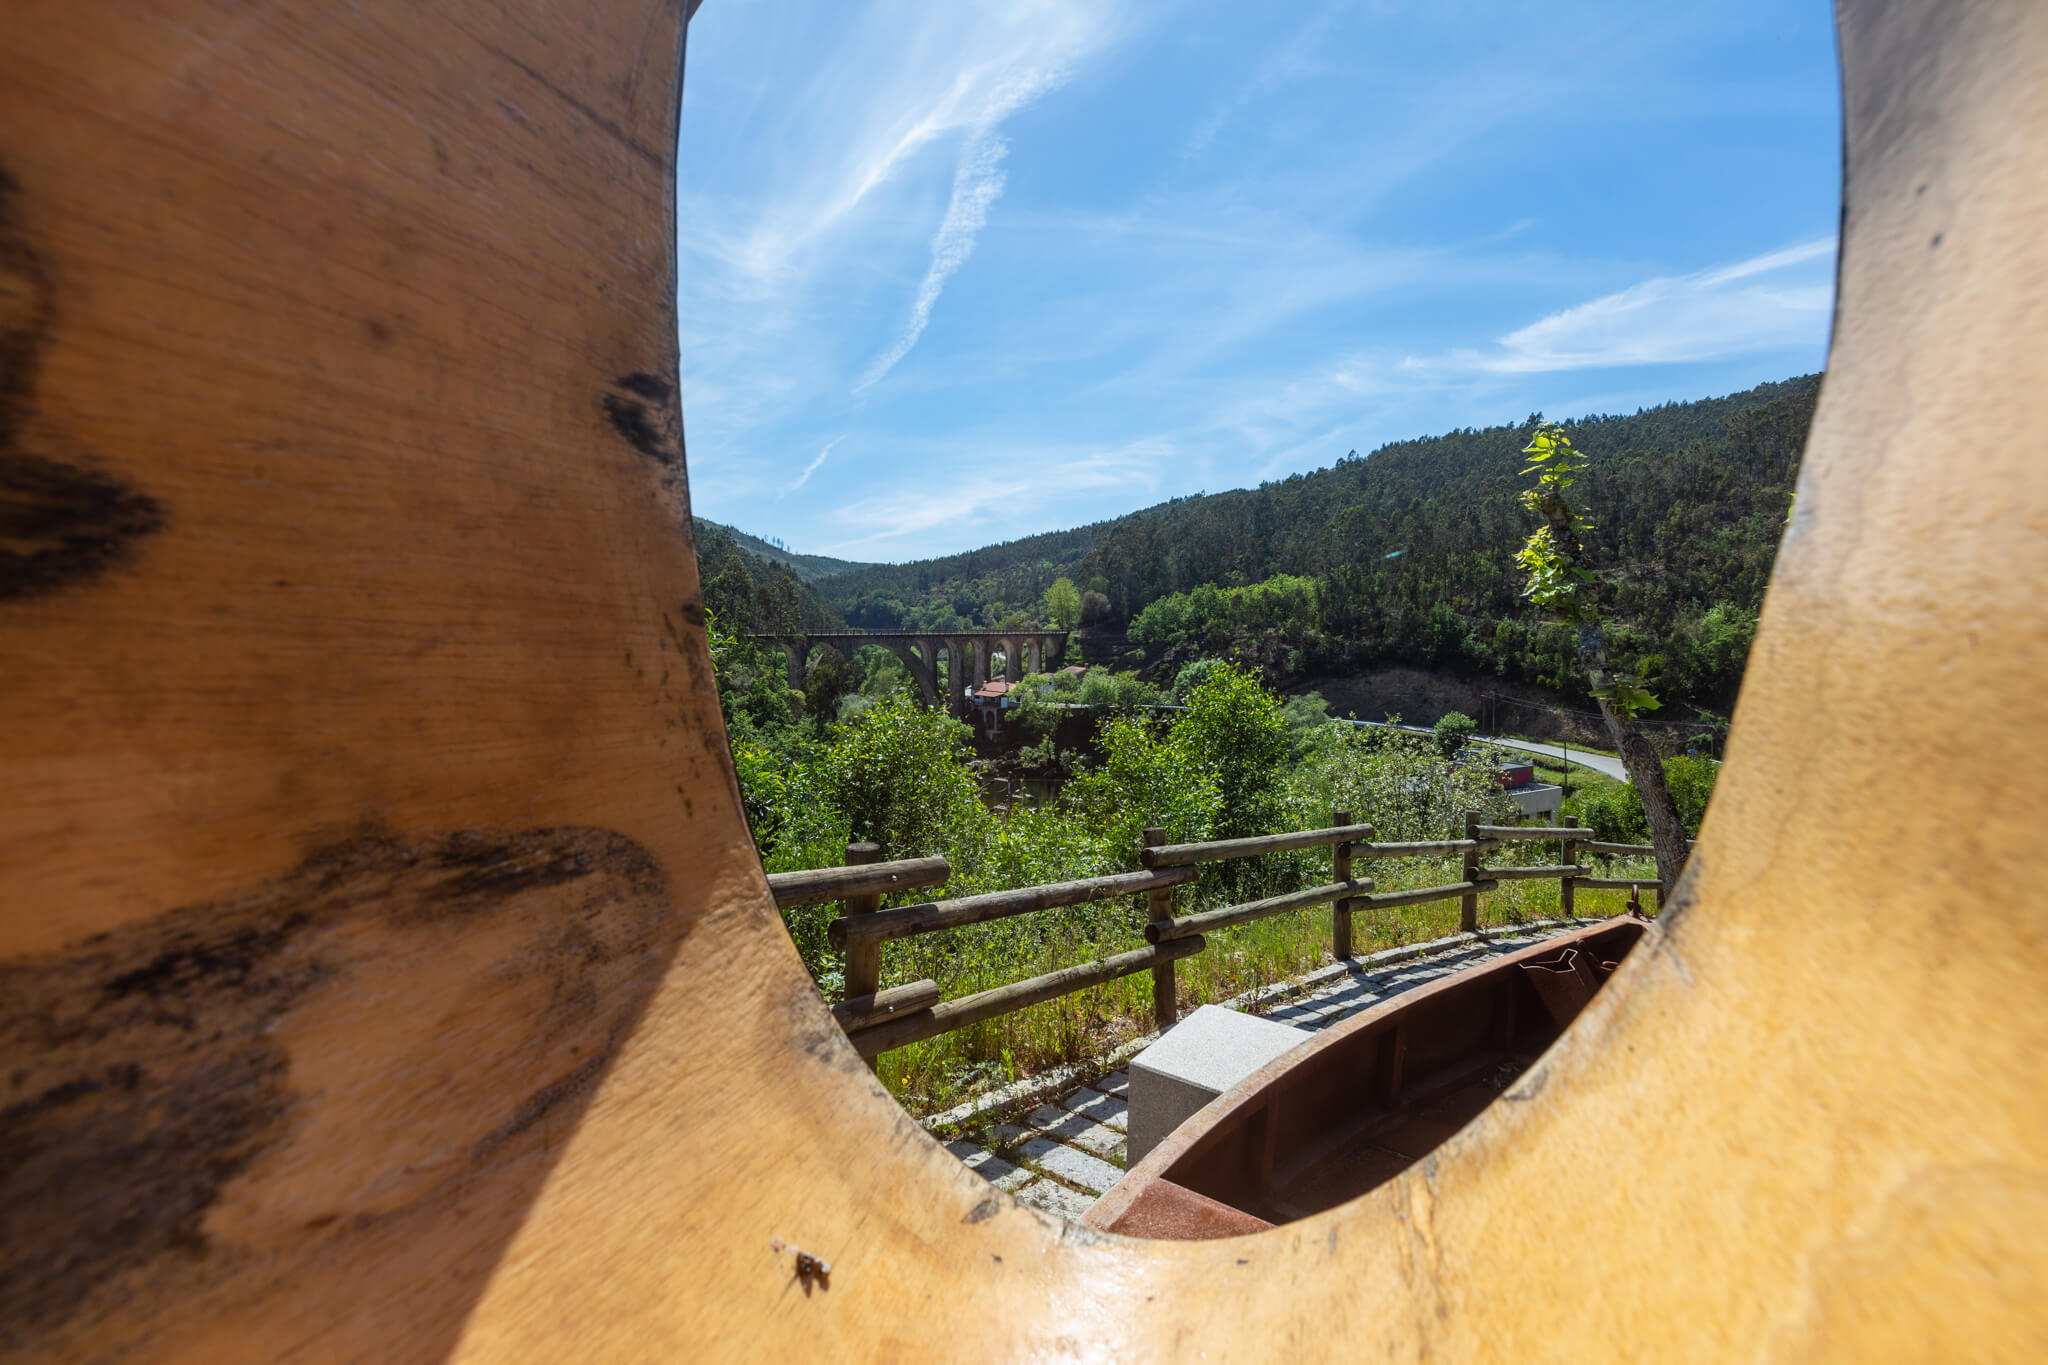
xmin=813 ymin=375 xmax=1819 ymax=711
xmin=699 ymin=519 xmax=876 ymax=583
xmin=692 ymin=519 xmax=844 ymax=636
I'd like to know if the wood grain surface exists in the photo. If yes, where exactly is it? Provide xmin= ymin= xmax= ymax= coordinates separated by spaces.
xmin=2 ymin=1 xmax=2044 ymax=1361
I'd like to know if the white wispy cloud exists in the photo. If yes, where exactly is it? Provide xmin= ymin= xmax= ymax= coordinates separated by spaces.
xmin=855 ymin=42 xmax=1102 ymax=392
xmin=782 ymin=436 xmax=843 ymax=496
xmin=1425 ymin=237 xmax=1837 ymax=375
xmin=815 ymin=440 xmax=1171 ymax=555
xmin=678 ymin=1 xmax=1125 ymax=475
xmin=855 ymin=129 xmax=1010 ymax=392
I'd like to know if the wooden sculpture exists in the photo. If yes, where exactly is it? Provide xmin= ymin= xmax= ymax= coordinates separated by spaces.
xmin=2 ymin=0 xmax=2043 ymax=1359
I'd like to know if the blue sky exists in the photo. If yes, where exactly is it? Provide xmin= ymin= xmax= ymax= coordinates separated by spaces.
xmin=677 ymin=1 xmax=1841 ymax=561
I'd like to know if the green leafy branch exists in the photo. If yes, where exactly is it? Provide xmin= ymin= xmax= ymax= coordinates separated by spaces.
xmin=1516 ymin=423 xmax=1660 ymax=720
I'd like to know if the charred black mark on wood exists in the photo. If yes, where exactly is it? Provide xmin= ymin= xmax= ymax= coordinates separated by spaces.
xmin=0 ymin=165 xmax=166 ymax=601
xmin=408 ymin=826 xmax=665 ymax=915
xmin=0 ymin=826 xmax=677 ymax=1351
xmin=0 ymin=453 xmax=166 ymax=600
xmin=616 ymin=371 xmax=670 ymax=401
xmin=603 ymin=370 xmax=683 ymax=471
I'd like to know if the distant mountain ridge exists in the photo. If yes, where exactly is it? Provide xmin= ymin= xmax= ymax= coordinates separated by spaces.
xmin=698 ymin=520 xmax=876 ymax=583
xmin=788 ymin=374 xmax=1820 ymax=712
xmin=691 ymin=519 xmax=844 ymax=636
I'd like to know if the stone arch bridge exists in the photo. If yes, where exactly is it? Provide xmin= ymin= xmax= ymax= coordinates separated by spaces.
xmin=750 ymin=630 xmax=1071 ymax=709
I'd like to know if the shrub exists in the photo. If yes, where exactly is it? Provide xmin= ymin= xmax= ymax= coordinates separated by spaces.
xmin=1169 ymin=662 xmax=1290 ymax=840
xmin=1432 ymin=711 xmax=1477 ymax=758
xmin=1563 ymin=755 xmax=1720 ymax=843
xmin=1566 ymin=779 xmax=1647 ymax=844
xmin=1290 ymin=726 xmax=1517 ymax=844
xmin=818 ymin=694 xmax=987 ymax=860
xmin=1171 ymin=658 xmax=1228 ymax=701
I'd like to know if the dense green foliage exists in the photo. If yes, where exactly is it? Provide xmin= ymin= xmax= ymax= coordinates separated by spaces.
xmin=1566 ymin=753 xmax=1720 ymax=844
xmin=724 ymin=659 xmax=1660 ymax=1110
xmin=698 ymin=518 xmax=876 ymax=584
xmin=692 ymin=518 xmax=844 ymax=636
xmin=1008 ymin=665 xmax=1166 ymax=741
xmin=1431 ymin=711 xmax=1477 ymax=758
xmin=794 ymin=376 xmax=1813 ymax=712
xmin=695 ymin=380 xmax=1778 ymax=1111
xmin=825 ymin=523 xmax=1116 ymax=632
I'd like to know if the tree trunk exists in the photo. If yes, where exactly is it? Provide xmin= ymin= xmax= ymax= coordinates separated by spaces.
xmin=1576 ymin=623 xmax=1689 ymax=895
xmin=1596 ymin=700 xmax=1690 ymax=894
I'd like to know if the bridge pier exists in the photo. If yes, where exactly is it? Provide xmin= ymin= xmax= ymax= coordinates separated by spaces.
xmin=748 ymin=631 xmax=1069 ymax=711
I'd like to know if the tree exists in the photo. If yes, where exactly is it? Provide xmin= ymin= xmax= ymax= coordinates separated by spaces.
xmin=819 ymin=694 xmax=983 ymax=858
xmin=1167 ymin=662 xmax=1290 ymax=841
xmin=1042 ymin=577 xmax=1082 ymax=630
xmin=1431 ymin=711 xmax=1476 ymax=759
xmin=1515 ymin=423 xmax=1691 ymax=892
xmin=1171 ymin=657 xmax=1227 ymax=701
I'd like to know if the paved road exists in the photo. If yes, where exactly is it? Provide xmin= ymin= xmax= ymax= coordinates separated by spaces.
xmin=1483 ymin=736 xmax=1627 ymax=781
xmin=1337 ymin=719 xmax=1629 ymax=782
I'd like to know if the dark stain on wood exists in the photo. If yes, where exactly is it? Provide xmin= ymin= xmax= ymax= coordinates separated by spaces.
xmin=0 ymin=165 xmax=166 ymax=602
xmin=602 ymin=370 xmax=684 ymax=471
xmin=0 ymin=826 xmax=677 ymax=1352
xmin=615 ymin=371 xmax=670 ymax=401
xmin=0 ymin=453 xmax=166 ymax=600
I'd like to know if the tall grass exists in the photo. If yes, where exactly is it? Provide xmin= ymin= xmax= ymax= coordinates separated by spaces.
xmin=872 ymin=844 xmax=1662 ymax=1116
xmin=745 ymin=680 xmax=1687 ymax=1117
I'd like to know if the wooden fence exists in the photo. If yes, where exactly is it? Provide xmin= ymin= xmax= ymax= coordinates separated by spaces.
xmin=766 ymin=812 xmax=1679 ymax=1063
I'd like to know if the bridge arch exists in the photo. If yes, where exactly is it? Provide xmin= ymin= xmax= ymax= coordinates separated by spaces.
xmin=752 ymin=630 xmax=1068 ymax=709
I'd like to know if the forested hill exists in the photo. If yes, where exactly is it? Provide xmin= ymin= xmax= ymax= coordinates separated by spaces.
xmin=820 ymin=521 xmax=1117 ymax=625
xmin=692 ymin=519 xmax=844 ymax=635
xmin=701 ymin=519 xmax=877 ymax=584
xmin=816 ymin=374 xmax=1819 ymax=710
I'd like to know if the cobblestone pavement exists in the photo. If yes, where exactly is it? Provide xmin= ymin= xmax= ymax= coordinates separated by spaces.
xmin=946 ymin=923 xmax=1589 ymax=1219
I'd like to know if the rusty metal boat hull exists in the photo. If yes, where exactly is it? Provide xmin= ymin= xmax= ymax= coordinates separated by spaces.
xmin=1086 ymin=916 xmax=1651 ymax=1240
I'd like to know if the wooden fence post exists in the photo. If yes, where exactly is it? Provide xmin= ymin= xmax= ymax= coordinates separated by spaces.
xmin=1142 ymin=827 xmax=1178 ymax=1030
xmin=1460 ymin=811 xmax=1480 ymax=933
xmin=1559 ymin=814 xmax=1579 ymax=920
xmin=840 ymin=842 xmax=884 ymax=1070
xmin=1331 ymin=809 xmax=1354 ymax=960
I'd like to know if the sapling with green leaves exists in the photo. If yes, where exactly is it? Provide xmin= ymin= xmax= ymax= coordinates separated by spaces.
xmin=1515 ymin=422 xmax=1691 ymax=893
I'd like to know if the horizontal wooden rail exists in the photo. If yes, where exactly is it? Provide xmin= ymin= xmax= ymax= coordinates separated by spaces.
xmin=1579 ymin=839 xmax=1698 ymax=857
xmin=1146 ymin=879 xmax=1375 ymax=943
xmin=1358 ymin=879 xmax=1498 ymax=912
xmin=849 ymin=937 xmax=1207 ymax=1058
xmin=767 ymin=856 xmax=950 ymax=908
xmin=1139 ymin=823 xmax=1375 ymax=869
xmin=1357 ymin=838 xmax=1498 ymax=859
xmin=1479 ymin=864 xmax=1592 ymax=881
xmin=831 ymin=979 xmax=939 ymax=1031
xmin=828 ymin=865 xmax=1201 ymax=950
xmin=806 ymin=808 xmax=1694 ymax=1057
